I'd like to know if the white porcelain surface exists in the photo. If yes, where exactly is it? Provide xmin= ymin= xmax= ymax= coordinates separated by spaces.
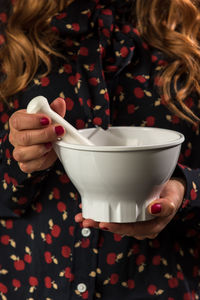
xmin=54 ymin=127 xmax=184 ymax=223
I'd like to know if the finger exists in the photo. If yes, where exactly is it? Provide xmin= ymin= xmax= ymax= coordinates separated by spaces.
xmin=13 ymin=143 xmax=52 ymax=162
xmin=146 ymin=233 xmax=158 ymax=239
xmin=9 ymin=97 xmax=66 ymax=131
xmin=13 ymin=124 xmax=65 ymax=146
xmin=98 ymin=222 xmax=137 ymax=235
xmin=148 ymin=198 xmax=175 ymax=218
xmin=9 ymin=110 xmax=52 ymax=131
xmin=133 ymin=236 xmax=146 ymax=240
xmin=98 ymin=218 xmax=164 ymax=237
xmin=18 ymin=150 xmax=57 ymax=173
xmin=50 ymin=97 xmax=66 ymax=118
xmin=133 ymin=234 xmax=158 ymax=240
xmin=82 ymin=219 xmax=100 ymax=229
xmin=130 ymin=218 xmax=167 ymax=237
xmin=74 ymin=214 xmax=100 ymax=229
xmin=75 ymin=213 xmax=84 ymax=223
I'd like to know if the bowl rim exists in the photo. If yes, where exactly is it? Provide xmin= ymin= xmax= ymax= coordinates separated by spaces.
xmin=55 ymin=126 xmax=185 ymax=152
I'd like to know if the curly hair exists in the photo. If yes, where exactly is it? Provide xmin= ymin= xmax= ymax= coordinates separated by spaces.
xmin=136 ymin=0 xmax=200 ymax=124
xmin=0 ymin=0 xmax=200 ymax=124
xmin=0 ymin=0 xmax=72 ymax=100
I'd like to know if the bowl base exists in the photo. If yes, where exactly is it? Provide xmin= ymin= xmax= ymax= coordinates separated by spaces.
xmin=81 ymin=197 xmax=155 ymax=223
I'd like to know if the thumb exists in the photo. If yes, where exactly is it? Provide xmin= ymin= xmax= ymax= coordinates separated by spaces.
xmin=148 ymin=178 xmax=185 ymax=218
xmin=50 ymin=97 xmax=66 ymax=118
xmin=148 ymin=198 xmax=176 ymax=218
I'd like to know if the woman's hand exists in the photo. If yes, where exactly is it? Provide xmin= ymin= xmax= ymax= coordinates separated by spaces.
xmin=75 ymin=178 xmax=186 ymax=239
xmin=9 ymin=97 xmax=66 ymax=173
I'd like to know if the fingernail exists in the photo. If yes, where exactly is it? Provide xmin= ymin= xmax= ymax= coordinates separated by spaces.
xmin=101 ymin=227 xmax=109 ymax=231
xmin=40 ymin=117 xmax=49 ymax=126
xmin=151 ymin=203 xmax=162 ymax=214
xmin=44 ymin=142 xmax=52 ymax=150
xmin=55 ymin=126 xmax=64 ymax=136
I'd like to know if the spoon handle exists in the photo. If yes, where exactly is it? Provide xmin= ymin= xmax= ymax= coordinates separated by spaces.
xmin=27 ymin=96 xmax=94 ymax=145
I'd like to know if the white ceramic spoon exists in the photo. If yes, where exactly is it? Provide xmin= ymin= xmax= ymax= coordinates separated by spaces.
xmin=27 ymin=96 xmax=94 ymax=145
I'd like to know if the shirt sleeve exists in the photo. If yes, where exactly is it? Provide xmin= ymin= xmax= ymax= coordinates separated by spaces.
xmin=179 ymin=164 xmax=200 ymax=209
xmin=171 ymin=162 xmax=200 ymax=232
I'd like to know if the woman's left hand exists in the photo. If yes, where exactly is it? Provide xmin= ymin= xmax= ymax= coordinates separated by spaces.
xmin=75 ymin=178 xmax=186 ymax=240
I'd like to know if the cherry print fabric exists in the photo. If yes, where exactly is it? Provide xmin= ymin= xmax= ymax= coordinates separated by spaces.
xmin=0 ymin=0 xmax=200 ymax=299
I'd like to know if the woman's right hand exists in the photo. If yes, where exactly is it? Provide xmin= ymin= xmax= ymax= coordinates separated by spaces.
xmin=9 ymin=97 xmax=66 ymax=173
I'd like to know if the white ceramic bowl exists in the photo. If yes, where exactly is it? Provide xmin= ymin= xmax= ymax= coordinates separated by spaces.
xmin=54 ymin=126 xmax=184 ymax=223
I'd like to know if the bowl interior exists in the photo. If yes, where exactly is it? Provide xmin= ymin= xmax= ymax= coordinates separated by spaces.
xmin=56 ymin=126 xmax=184 ymax=151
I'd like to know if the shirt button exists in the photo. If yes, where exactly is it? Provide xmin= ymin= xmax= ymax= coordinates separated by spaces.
xmin=77 ymin=283 xmax=87 ymax=293
xmin=81 ymin=228 xmax=91 ymax=237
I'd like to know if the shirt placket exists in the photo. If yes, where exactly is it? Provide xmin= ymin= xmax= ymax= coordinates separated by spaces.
xmin=69 ymin=226 xmax=100 ymax=300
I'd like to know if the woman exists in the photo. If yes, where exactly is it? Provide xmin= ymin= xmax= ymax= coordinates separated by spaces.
xmin=0 ymin=0 xmax=200 ymax=299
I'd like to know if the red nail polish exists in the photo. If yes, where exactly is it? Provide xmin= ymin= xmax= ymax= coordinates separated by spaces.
xmin=101 ymin=227 xmax=109 ymax=231
xmin=55 ymin=126 xmax=64 ymax=136
xmin=44 ymin=142 xmax=52 ymax=150
xmin=151 ymin=203 xmax=162 ymax=214
xmin=40 ymin=117 xmax=49 ymax=126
